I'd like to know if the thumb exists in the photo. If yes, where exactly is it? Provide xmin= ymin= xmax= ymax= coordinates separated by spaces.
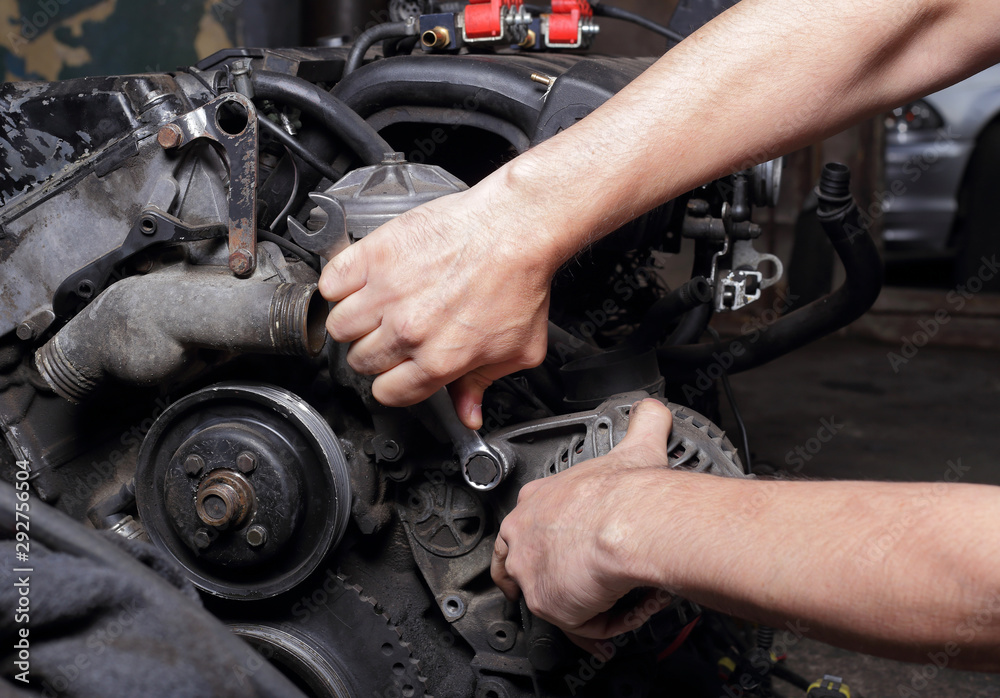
xmin=449 ymin=361 xmax=526 ymax=430
xmin=615 ymin=399 xmax=673 ymax=466
xmin=318 ymin=243 xmax=366 ymax=302
xmin=448 ymin=372 xmax=491 ymax=430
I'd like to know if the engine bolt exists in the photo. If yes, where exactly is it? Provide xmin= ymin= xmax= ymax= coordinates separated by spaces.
xmin=157 ymin=124 xmax=183 ymax=150
xmin=193 ymin=529 xmax=212 ymax=550
xmin=15 ymin=322 xmax=34 ymax=341
xmin=184 ymin=453 xmax=206 ymax=477
xmin=465 ymin=455 xmax=500 ymax=487
xmin=228 ymin=249 xmax=255 ymax=277
xmin=246 ymin=524 xmax=268 ymax=548
xmin=235 ymin=451 xmax=258 ymax=474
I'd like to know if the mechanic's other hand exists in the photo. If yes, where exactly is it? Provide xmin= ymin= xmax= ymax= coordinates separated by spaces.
xmin=491 ymin=399 xmax=675 ymax=640
xmin=319 ymin=184 xmax=557 ymax=429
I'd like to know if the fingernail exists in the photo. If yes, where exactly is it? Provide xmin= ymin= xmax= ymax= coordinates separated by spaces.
xmin=470 ymin=403 xmax=483 ymax=430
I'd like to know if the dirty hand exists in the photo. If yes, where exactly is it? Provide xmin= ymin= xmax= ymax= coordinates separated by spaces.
xmin=319 ymin=180 xmax=561 ymax=430
xmin=491 ymin=399 xmax=676 ymax=641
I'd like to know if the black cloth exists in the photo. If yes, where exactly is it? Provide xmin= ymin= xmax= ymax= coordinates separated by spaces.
xmin=0 ymin=533 xmax=263 ymax=698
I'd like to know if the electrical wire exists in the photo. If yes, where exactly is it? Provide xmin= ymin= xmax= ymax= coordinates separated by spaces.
xmin=588 ymin=2 xmax=686 ymax=44
xmin=183 ymin=67 xmax=343 ymax=184
xmin=706 ymin=326 xmax=752 ymax=475
xmin=257 ymin=229 xmax=322 ymax=273
xmin=269 ymin=146 xmax=300 ymax=233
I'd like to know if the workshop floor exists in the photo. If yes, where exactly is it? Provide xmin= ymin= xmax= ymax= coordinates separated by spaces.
xmin=723 ymin=333 xmax=1000 ymax=696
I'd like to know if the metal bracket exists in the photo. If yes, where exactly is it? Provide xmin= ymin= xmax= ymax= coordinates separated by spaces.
xmin=713 ymin=238 xmax=784 ymax=312
xmin=157 ymin=92 xmax=259 ymax=277
xmin=52 ymin=210 xmax=225 ymax=319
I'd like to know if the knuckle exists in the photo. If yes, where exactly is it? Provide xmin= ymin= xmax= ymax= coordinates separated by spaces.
xmin=521 ymin=337 xmax=548 ymax=368
xmin=391 ymin=315 xmax=425 ymax=351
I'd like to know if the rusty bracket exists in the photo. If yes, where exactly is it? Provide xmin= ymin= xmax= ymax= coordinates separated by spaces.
xmin=157 ymin=92 xmax=259 ymax=277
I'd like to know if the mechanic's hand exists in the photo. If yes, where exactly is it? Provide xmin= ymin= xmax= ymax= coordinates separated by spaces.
xmin=491 ymin=399 xmax=675 ymax=642
xmin=319 ymin=184 xmax=558 ymax=429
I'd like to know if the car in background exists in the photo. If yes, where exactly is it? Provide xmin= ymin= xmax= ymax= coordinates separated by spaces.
xmin=882 ymin=63 xmax=1000 ymax=289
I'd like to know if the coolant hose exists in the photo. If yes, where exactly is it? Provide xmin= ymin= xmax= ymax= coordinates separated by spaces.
xmin=343 ymin=21 xmax=416 ymax=77
xmin=36 ymin=266 xmax=327 ymax=403
xmin=251 ymin=70 xmax=392 ymax=166
xmin=629 ymin=276 xmax=711 ymax=348
xmin=657 ymin=162 xmax=883 ymax=380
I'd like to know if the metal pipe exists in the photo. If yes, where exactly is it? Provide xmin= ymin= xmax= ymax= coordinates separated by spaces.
xmin=36 ymin=266 xmax=327 ymax=403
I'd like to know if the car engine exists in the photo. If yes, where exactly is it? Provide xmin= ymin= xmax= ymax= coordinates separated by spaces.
xmin=0 ymin=5 xmax=884 ymax=695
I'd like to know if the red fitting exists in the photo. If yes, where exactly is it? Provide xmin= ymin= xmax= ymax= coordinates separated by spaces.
xmin=464 ymin=0 xmax=523 ymax=39
xmin=547 ymin=0 xmax=591 ymax=44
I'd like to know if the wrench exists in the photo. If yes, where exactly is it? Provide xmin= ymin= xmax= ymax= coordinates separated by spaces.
xmin=425 ymin=388 xmax=509 ymax=491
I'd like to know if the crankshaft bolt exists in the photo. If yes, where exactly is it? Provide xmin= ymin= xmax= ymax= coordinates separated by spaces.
xmin=195 ymin=470 xmax=256 ymax=528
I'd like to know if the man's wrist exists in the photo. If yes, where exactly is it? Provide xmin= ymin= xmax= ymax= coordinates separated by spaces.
xmin=487 ymin=151 xmax=600 ymax=275
xmin=600 ymin=469 xmax=740 ymax=593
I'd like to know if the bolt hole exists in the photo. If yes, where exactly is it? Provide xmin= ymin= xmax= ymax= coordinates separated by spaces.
xmin=77 ymin=280 xmax=96 ymax=299
xmin=486 ymin=691 xmax=499 ymax=698
xmin=216 ymin=100 xmax=250 ymax=136
xmin=597 ymin=421 xmax=609 ymax=432
xmin=402 ymin=686 xmax=415 ymax=698
xmin=140 ymin=217 xmax=156 ymax=234
xmin=381 ymin=642 xmax=393 ymax=656
xmin=392 ymin=662 xmax=405 ymax=675
xmin=496 ymin=629 xmax=507 ymax=640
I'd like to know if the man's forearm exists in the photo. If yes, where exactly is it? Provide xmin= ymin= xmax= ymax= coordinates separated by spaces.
xmin=622 ymin=473 xmax=1000 ymax=670
xmin=490 ymin=0 xmax=1000 ymax=266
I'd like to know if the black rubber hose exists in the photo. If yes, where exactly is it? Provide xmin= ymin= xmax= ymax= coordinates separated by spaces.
xmin=257 ymin=116 xmax=342 ymax=183
xmin=590 ymin=3 xmax=686 ymax=44
xmin=665 ymin=302 xmax=711 ymax=346
xmin=257 ymin=230 xmax=322 ymax=273
xmin=657 ymin=163 xmax=883 ymax=380
xmin=629 ymin=276 xmax=711 ymax=348
xmin=0 ymin=479 xmax=308 ymax=698
xmin=343 ymin=21 xmax=414 ymax=77
xmin=332 ymin=56 xmax=544 ymax=135
xmin=251 ymin=70 xmax=393 ymax=166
